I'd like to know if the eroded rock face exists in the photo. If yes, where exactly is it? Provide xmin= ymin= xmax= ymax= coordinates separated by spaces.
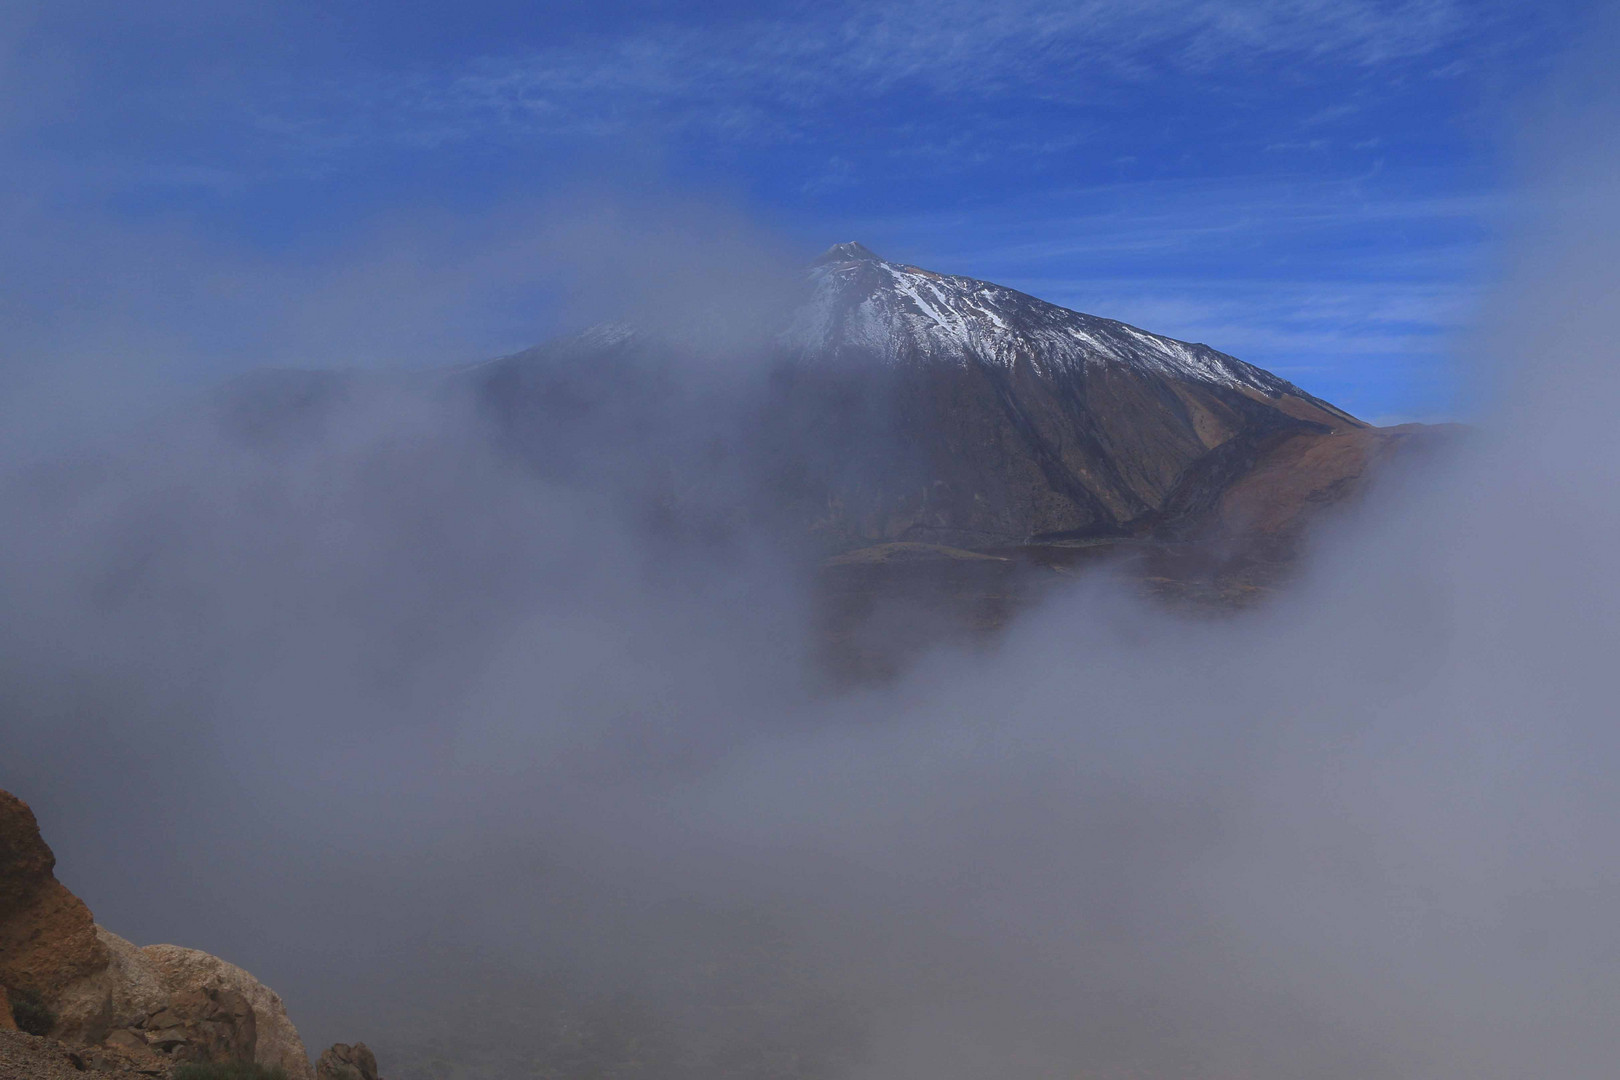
xmin=142 ymin=944 xmax=313 ymax=1080
xmin=0 ymin=789 xmax=316 ymax=1080
xmin=317 ymin=1042 xmax=380 ymax=1080
xmin=0 ymin=793 xmax=109 ymax=1001
xmin=103 ymin=984 xmax=255 ymax=1065
xmin=49 ymin=929 xmax=317 ymax=1080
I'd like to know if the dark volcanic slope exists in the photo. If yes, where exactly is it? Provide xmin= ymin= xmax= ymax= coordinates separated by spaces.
xmin=783 ymin=242 xmax=1363 ymax=545
xmin=471 ymin=242 xmax=1366 ymax=550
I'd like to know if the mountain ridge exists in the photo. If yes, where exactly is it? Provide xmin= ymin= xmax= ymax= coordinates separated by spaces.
xmin=787 ymin=241 xmax=1362 ymax=431
xmin=208 ymin=242 xmax=1437 ymax=562
xmin=472 ymin=242 xmax=1381 ymax=549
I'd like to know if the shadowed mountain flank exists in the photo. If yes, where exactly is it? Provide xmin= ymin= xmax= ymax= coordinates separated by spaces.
xmin=200 ymin=243 xmax=1450 ymax=683
xmin=466 ymin=243 xmax=1373 ymax=550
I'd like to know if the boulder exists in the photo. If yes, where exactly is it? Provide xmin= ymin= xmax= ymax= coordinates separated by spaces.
xmin=50 ymin=927 xmax=159 ymax=1045
xmin=142 ymin=944 xmax=312 ymax=1080
xmin=50 ymin=928 xmax=316 ymax=1079
xmin=316 ymin=1042 xmax=379 ymax=1080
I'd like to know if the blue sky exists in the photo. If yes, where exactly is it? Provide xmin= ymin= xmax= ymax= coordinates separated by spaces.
xmin=0 ymin=0 xmax=1595 ymax=422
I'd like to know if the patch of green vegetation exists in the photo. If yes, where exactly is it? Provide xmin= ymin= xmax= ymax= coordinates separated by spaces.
xmin=171 ymin=1063 xmax=288 ymax=1080
xmin=7 ymin=988 xmax=54 ymax=1037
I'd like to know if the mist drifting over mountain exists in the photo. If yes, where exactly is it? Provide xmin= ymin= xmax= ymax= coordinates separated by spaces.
xmin=4 ymin=13 xmax=1620 ymax=1080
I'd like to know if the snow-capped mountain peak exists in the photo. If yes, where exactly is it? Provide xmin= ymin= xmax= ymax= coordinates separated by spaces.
xmin=812 ymin=240 xmax=883 ymax=264
xmin=467 ymin=240 xmax=1364 ymax=548
xmin=789 ymin=242 xmax=1332 ymax=406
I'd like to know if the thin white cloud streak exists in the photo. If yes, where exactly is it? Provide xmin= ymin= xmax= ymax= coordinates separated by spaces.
xmin=897 ymin=180 xmax=1502 ymax=262
xmin=844 ymin=174 xmax=1497 ymax=413
xmin=1022 ymin=279 xmax=1477 ymax=351
xmin=282 ymin=0 xmax=1506 ymax=149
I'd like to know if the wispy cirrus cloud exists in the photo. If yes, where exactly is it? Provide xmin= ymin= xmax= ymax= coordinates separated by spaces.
xmin=272 ymin=0 xmax=1509 ymax=151
xmin=838 ymin=170 xmax=1501 ymax=415
xmin=0 ymin=0 xmax=1552 ymax=423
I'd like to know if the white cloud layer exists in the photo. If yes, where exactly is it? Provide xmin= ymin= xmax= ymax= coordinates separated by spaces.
xmin=1 ymin=42 xmax=1617 ymax=1080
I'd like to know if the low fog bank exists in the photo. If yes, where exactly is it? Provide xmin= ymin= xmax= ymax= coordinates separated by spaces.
xmin=5 ymin=95 xmax=1620 ymax=1080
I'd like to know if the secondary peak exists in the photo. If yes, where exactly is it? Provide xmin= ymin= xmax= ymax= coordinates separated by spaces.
xmin=812 ymin=241 xmax=882 ymax=265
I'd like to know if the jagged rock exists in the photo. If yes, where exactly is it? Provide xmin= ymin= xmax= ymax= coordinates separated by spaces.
xmin=0 ymin=792 xmax=110 ymax=1001
xmin=316 ymin=1041 xmax=379 ymax=1080
xmin=0 ymin=789 xmax=316 ymax=1079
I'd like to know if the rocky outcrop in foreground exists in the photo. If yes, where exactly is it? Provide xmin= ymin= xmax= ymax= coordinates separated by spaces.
xmin=49 ymin=926 xmax=315 ymax=1078
xmin=316 ymin=1042 xmax=379 ymax=1080
xmin=0 ymin=795 xmax=108 ymax=1016
xmin=1 ymin=789 xmax=373 ymax=1079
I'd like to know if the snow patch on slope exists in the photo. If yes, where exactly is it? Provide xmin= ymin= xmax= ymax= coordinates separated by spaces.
xmin=784 ymin=247 xmax=1292 ymax=396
